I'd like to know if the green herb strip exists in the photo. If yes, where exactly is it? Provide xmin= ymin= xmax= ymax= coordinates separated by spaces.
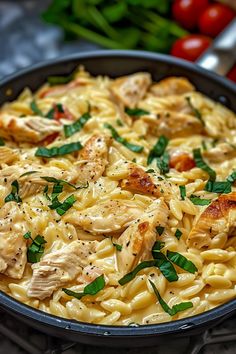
xmin=64 ymin=112 xmax=91 ymax=138
xmin=189 ymin=195 xmax=211 ymax=206
xmin=0 ymin=138 xmax=5 ymax=146
xmin=156 ymin=151 xmax=170 ymax=175
xmin=149 ymin=280 xmax=193 ymax=316
xmin=104 ymin=123 xmax=143 ymax=153
xmin=156 ymin=226 xmax=164 ymax=236
xmin=49 ymin=194 xmax=76 ymax=216
xmin=20 ymin=171 xmax=38 ymax=177
xmin=205 ymin=180 xmax=232 ymax=194
xmin=118 ymin=260 xmax=157 ymax=285
xmin=41 ymin=176 xmax=88 ymax=191
xmin=147 ymin=135 xmax=169 ymax=165
xmin=193 ymin=148 xmax=216 ymax=181
xmin=45 ymin=103 xmax=64 ymax=119
xmin=113 ymin=243 xmax=122 ymax=251
xmin=23 ymin=231 xmax=47 ymax=263
xmin=47 ymin=74 xmax=74 ymax=86
xmin=175 ymin=229 xmax=182 ymax=240
xmin=30 ymin=100 xmax=44 ymax=116
xmin=62 ymin=274 xmax=105 ymax=299
xmin=186 ymin=97 xmax=205 ymax=126
xmin=152 ymin=240 xmax=165 ymax=251
xmin=35 ymin=141 xmax=83 ymax=158
xmin=179 ymin=185 xmax=186 ymax=200
xmin=125 ymin=108 xmax=150 ymax=117
xmin=227 ymin=171 xmax=236 ymax=184
xmin=5 ymin=180 xmax=22 ymax=203
xmin=167 ymin=251 xmax=198 ymax=274
xmin=152 ymin=251 xmax=178 ymax=282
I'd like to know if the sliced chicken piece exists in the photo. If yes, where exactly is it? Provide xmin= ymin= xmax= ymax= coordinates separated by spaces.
xmin=187 ymin=193 xmax=236 ymax=249
xmin=77 ymin=134 xmax=111 ymax=182
xmin=150 ymin=77 xmax=195 ymax=97
xmin=0 ymin=146 xmax=19 ymax=165
xmin=27 ymin=240 xmax=97 ymax=300
xmin=120 ymin=165 xmax=161 ymax=197
xmin=0 ymin=114 xmax=61 ymax=143
xmin=0 ymin=202 xmax=27 ymax=279
xmin=64 ymin=199 xmax=144 ymax=235
xmin=142 ymin=111 xmax=203 ymax=139
xmin=110 ymin=73 xmax=151 ymax=108
xmin=203 ymin=143 xmax=236 ymax=163
xmin=117 ymin=198 xmax=169 ymax=273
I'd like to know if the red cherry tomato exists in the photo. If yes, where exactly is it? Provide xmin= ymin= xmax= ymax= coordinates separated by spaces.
xmin=199 ymin=4 xmax=235 ymax=37
xmin=227 ymin=65 xmax=236 ymax=83
xmin=172 ymin=0 xmax=209 ymax=30
xmin=171 ymin=34 xmax=211 ymax=61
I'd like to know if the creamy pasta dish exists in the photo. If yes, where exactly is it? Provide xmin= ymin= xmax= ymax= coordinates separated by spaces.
xmin=0 ymin=68 xmax=236 ymax=326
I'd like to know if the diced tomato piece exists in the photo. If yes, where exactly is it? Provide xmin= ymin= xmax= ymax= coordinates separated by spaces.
xmin=169 ymin=152 xmax=196 ymax=172
xmin=40 ymin=132 xmax=59 ymax=146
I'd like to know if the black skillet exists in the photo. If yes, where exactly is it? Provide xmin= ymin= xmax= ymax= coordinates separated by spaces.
xmin=0 ymin=50 xmax=235 ymax=347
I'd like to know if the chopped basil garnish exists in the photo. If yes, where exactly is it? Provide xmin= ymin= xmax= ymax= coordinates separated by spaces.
xmin=227 ymin=171 xmax=236 ymax=184
xmin=186 ymin=97 xmax=204 ymax=126
xmin=23 ymin=231 xmax=46 ymax=263
xmin=118 ymin=260 xmax=157 ymax=285
xmin=146 ymin=169 xmax=155 ymax=173
xmin=125 ymin=108 xmax=150 ymax=117
xmin=193 ymin=148 xmax=216 ymax=181
xmin=116 ymin=119 xmax=123 ymax=127
xmin=104 ymin=123 xmax=143 ymax=153
xmin=189 ymin=195 xmax=211 ymax=206
xmin=49 ymin=194 xmax=76 ymax=216
xmin=45 ymin=103 xmax=64 ymax=119
xmin=113 ymin=243 xmax=122 ymax=251
xmin=20 ymin=171 xmax=38 ymax=177
xmin=63 ymin=274 xmax=105 ymax=299
xmin=41 ymin=177 xmax=88 ymax=191
xmin=152 ymin=241 xmax=165 ymax=251
xmin=147 ymin=135 xmax=169 ymax=165
xmin=149 ymin=280 xmax=193 ymax=316
xmin=179 ymin=185 xmax=186 ymax=200
xmin=5 ymin=180 xmax=22 ymax=203
xmin=201 ymin=140 xmax=207 ymax=151
xmin=175 ymin=229 xmax=182 ymax=240
xmin=35 ymin=141 xmax=83 ymax=158
xmin=156 ymin=151 xmax=170 ymax=175
xmin=47 ymin=74 xmax=74 ymax=86
xmin=0 ymin=138 xmax=5 ymax=146
xmin=152 ymin=250 xmax=178 ymax=282
xmin=64 ymin=112 xmax=91 ymax=138
xmin=167 ymin=251 xmax=197 ymax=274
xmin=43 ymin=185 xmax=51 ymax=201
xmin=205 ymin=180 xmax=232 ymax=194
xmin=156 ymin=226 xmax=164 ymax=236
xmin=30 ymin=100 xmax=44 ymax=117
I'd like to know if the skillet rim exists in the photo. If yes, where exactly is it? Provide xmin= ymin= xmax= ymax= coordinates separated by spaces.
xmin=0 ymin=49 xmax=236 ymax=337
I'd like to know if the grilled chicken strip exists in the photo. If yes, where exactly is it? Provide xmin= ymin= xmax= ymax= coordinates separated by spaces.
xmin=0 ymin=114 xmax=61 ymax=143
xmin=64 ymin=199 xmax=144 ymax=235
xmin=187 ymin=193 xmax=236 ymax=249
xmin=0 ymin=202 xmax=27 ymax=279
xmin=110 ymin=73 xmax=151 ymax=108
xmin=77 ymin=134 xmax=111 ymax=182
xmin=27 ymin=240 xmax=97 ymax=300
xmin=203 ymin=143 xmax=236 ymax=163
xmin=150 ymin=77 xmax=195 ymax=97
xmin=117 ymin=198 xmax=169 ymax=273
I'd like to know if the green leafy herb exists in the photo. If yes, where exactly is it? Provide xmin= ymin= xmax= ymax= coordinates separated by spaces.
xmin=0 ymin=138 xmax=5 ymax=146
xmin=116 ymin=119 xmax=123 ymax=127
xmin=64 ymin=112 xmax=91 ymax=138
xmin=149 ymin=280 xmax=193 ymax=316
xmin=179 ymin=185 xmax=186 ymax=200
xmin=20 ymin=171 xmax=38 ymax=177
xmin=47 ymin=74 xmax=74 ymax=86
xmin=147 ymin=135 xmax=169 ymax=165
xmin=5 ymin=180 xmax=22 ymax=203
xmin=125 ymin=108 xmax=149 ymax=117
xmin=193 ymin=148 xmax=216 ymax=181
xmin=41 ymin=177 xmax=88 ymax=191
xmin=43 ymin=185 xmax=51 ymax=201
xmin=152 ymin=250 xmax=178 ymax=282
xmin=175 ymin=229 xmax=182 ymax=240
xmin=113 ymin=243 xmax=122 ymax=251
xmin=156 ymin=151 xmax=170 ymax=175
xmin=152 ymin=240 xmax=165 ymax=251
xmin=201 ymin=140 xmax=207 ymax=151
xmin=189 ymin=195 xmax=211 ymax=206
xmin=45 ymin=103 xmax=64 ymax=119
xmin=63 ymin=274 xmax=105 ymax=299
xmin=167 ymin=251 xmax=198 ymax=274
xmin=104 ymin=123 xmax=143 ymax=153
xmin=118 ymin=260 xmax=157 ymax=285
xmin=204 ymin=180 xmax=232 ymax=194
xmin=49 ymin=194 xmax=76 ymax=216
xmin=227 ymin=171 xmax=236 ymax=184
xmin=23 ymin=231 xmax=47 ymax=263
xmin=30 ymin=100 xmax=44 ymax=117
xmin=186 ymin=97 xmax=204 ymax=126
xmin=35 ymin=141 xmax=83 ymax=158
xmin=146 ymin=169 xmax=155 ymax=173
xmin=156 ymin=226 xmax=164 ymax=236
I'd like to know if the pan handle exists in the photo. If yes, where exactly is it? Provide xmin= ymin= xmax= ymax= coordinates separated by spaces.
xmin=196 ymin=19 xmax=236 ymax=76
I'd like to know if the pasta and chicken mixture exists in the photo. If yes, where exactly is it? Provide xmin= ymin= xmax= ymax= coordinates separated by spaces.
xmin=0 ymin=68 xmax=236 ymax=326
